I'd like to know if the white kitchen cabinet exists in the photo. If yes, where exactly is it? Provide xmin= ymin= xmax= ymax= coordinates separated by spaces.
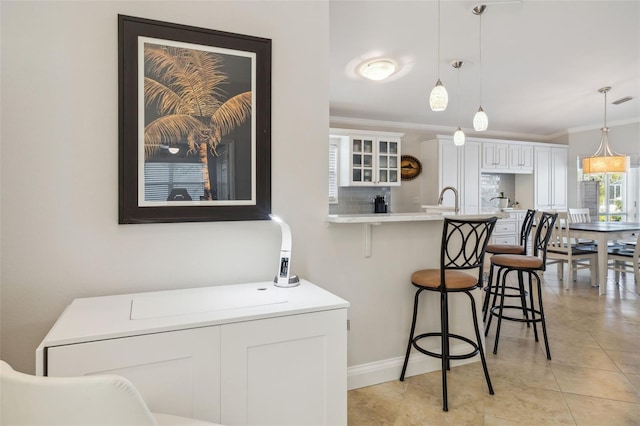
xmin=509 ymin=145 xmax=533 ymax=172
xmin=482 ymin=142 xmax=509 ymax=170
xmin=491 ymin=214 xmax=519 ymax=245
xmin=534 ymin=146 xmax=568 ymax=210
xmin=36 ymin=280 xmax=349 ymax=426
xmin=489 ymin=211 xmax=530 ymax=245
xmin=331 ymin=128 xmax=403 ymax=187
xmin=482 ymin=141 xmax=533 ymax=173
xmin=422 ymin=136 xmax=481 ymax=214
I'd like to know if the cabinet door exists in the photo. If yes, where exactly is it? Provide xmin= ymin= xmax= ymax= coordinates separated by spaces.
xmin=482 ymin=143 xmax=496 ymax=169
xmin=534 ymin=147 xmax=552 ymax=209
xmin=496 ymin=144 xmax=509 ymax=168
xmin=349 ymin=136 xmax=375 ymax=185
xmin=551 ymin=147 xmax=568 ymax=209
xmin=482 ymin=143 xmax=508 ymax=169
xmin=377 ymin=137 xmax=400 ymax=186
xmin=461 ymin=141 xmax=481 ymax=214
xmin=220 ymin=309 xmax=348 ymax=426
xmin=534 ymin=147 xmax=567 ymax=210
xmin=439 ymin=140 xmax=460 ymax=207
xmin=47 ymin=327 xmax=221 ymax=423
xmin=509 ymin=145 xmax=533 ymax=171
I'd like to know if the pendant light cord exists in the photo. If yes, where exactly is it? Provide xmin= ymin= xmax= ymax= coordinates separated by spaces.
xmin=437 ymin=0 xmax=441 ymax=78
xmin=479 ymin=13 xmax=483 ymax=105
xmin=458 ymin=65 xmax=461 ymax=122
xmin=603 ymin=89 xmax=607 ymax=129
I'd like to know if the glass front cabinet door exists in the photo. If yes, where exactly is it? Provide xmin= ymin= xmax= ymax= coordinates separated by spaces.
xmin=334 ymin=130 xmax=402 ymax=187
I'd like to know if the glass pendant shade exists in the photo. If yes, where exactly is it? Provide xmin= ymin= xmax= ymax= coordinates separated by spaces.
xmin=429 ymin=79 xmax=448 ymax=111
xmin=453 ymin=127 xmax=465 ymax=146
xmin=473 ymin=107 xmax=488 ymax=131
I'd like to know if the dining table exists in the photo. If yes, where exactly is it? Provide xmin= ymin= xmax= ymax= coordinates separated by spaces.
xmin=568 ymin=221 xmax=640 ymax=295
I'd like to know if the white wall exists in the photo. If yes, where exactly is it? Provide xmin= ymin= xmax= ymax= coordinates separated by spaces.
xmin=1 ymin=1 xmax=455 ymax=380
xmin=0 ymin=0 xmax=332 ymax=373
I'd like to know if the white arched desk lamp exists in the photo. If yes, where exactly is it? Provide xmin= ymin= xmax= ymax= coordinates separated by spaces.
xmin=270 ymin=215 xmax=300 ymax=287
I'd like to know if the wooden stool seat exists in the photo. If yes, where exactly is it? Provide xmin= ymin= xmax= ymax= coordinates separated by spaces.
xmin=411 ymin=269 xmax=478 ymax=290
xmin=490 ymin=254 xmax=544 ymax=269
xmin=486 ymin=244 xmax=525 ymax=255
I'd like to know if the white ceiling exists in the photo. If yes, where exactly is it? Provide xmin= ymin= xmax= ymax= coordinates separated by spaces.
xmin=329 ymin=0 xmax=640 ymax=140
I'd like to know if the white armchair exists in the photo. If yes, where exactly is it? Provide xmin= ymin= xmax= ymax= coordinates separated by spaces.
xmin=0 ymin=360 xmax=223 ymax=426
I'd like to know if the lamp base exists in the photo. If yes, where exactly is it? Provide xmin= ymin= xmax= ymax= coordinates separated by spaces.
xmin=274 ymin=275 xmax=300 ymax=287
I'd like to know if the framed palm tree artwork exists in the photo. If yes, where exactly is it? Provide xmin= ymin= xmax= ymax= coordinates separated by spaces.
xmin=118 ymin=15 xmax=271 ymax=223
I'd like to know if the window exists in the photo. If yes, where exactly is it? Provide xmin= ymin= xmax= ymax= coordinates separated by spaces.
xmin=329 ymin=140 xmax=339 ymax=204
xmin=584 ymin=173 xmax=627 ymax=222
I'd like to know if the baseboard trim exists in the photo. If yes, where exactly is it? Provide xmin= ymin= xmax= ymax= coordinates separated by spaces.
xmin=347 ymin=343 xmax=480 ymax=390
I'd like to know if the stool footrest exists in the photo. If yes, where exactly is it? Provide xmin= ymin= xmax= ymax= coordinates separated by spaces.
xmin=484 ymin=285 xmax=528 ymax=298
xmin=411 ymin=332 xmax=481 ymax=361
xmin=490 ymin=305 xmax=544 ymax=323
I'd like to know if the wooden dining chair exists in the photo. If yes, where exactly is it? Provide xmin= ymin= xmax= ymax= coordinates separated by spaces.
xmin=568 ymin=208 xmax=592 ymax=223
xmin=568 ymin=208 xmax=596 ymax=245
xmin=545 ymin=211 xmax=598 ymax=289
xmin=608 ymin=233 xmax=640 ymax=285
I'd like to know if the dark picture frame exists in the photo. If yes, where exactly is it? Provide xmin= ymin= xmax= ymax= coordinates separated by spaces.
xmin=118 ymin=15 xmax=271 ymax=224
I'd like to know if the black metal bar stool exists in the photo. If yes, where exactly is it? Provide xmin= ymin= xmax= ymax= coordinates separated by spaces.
xmin=399 ymin=216 xmax=497 ymax=412
xmin=485 ymin=211 xmax=558 ymax=360
xmin=482 ymin=209 xmax=537 ymax=322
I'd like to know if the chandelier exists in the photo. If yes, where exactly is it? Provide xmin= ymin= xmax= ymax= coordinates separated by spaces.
xmin=582 ymin=87 xmax=630 ymax=174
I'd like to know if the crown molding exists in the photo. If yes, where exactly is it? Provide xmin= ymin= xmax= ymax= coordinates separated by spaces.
xmin=566 ymin=117 xmax=640 ymax=134
xmin=329 ymin=116 xmax=556 ymax=142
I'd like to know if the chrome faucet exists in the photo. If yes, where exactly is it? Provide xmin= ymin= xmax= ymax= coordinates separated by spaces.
xmin=437 ymin=186 xmax=459 ymax=214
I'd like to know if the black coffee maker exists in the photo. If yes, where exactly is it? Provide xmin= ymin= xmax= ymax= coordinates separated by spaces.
xmin=374 ymin=195 xmax=387 ymax=213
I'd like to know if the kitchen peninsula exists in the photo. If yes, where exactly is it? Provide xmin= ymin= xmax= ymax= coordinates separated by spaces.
xmin=327 ymin=211 xmax=507 ymax=257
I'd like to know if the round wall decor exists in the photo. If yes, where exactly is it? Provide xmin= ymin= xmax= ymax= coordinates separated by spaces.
xmin=400 ymin=155 xmax=422 ymax=181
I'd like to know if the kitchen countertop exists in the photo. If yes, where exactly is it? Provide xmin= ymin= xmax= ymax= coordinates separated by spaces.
xmin=327 ymin=211 xmax=509 ymax=257
xmin=327 ymin=211 xmax=509 ymax=224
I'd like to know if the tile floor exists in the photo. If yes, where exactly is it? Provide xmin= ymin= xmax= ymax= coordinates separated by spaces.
xmin=348 ymin=265 xmax=640 ymax=425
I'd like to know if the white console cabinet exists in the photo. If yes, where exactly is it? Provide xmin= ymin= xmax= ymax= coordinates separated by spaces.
xmin=36 ymin=280 xmax=349 ymax=426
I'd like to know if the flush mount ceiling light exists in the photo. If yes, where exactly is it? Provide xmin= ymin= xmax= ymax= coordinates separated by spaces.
xmin=582 ymin=87 xmax=630 ymax=174
xmin=472 ymin=4 xmax=489 ymax=131
xmin=429 ymin=0 xmax=448 ymax=111
xmin=359 ymin=59 xmax=398 ymax=81
xmin=451 ymin=60 xmax=465 ymax=146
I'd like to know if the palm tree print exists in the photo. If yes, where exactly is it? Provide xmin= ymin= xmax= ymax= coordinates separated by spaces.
xmin=143 ymin=43 xmax=252 ymax=199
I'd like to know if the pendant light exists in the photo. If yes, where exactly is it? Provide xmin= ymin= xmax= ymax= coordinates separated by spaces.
xmin=452 ymin=60 xmax=465 ymax=146
xmin=472 ymin=4 xmax=488 ymax=131
xmin=429 ymin=0 xmax=448 ymax=111
xmin=582 ymin=87 xmax=630 ymax=174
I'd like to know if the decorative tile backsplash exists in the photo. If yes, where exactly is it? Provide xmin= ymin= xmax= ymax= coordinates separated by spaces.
xmin=481 ymin=173 xmax=516 ymax=211
xmin=329 ymin=187 xmax=391 ymax=214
